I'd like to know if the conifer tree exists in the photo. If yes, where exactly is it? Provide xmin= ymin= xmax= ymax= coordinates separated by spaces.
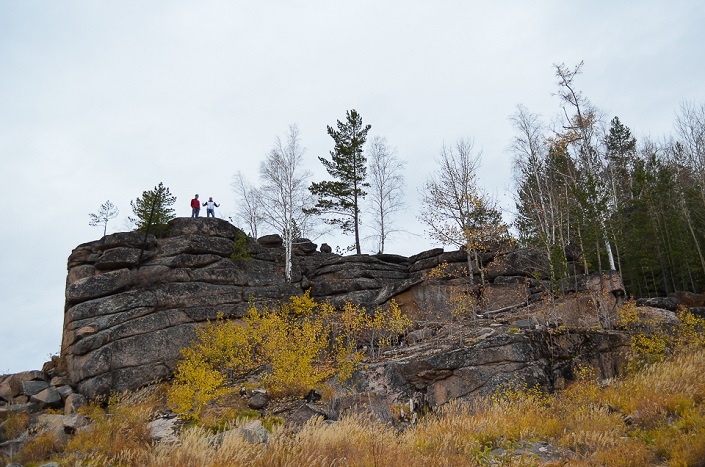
xmin=88 ymin=200 xmax=119 ymax=236
xmin=605 ymin=116 xmax=637 ymax=207
xmin=129 ymin=182 xmax=176 ymax=235
xmin=309 ymin=109 xmax=371 ymax=254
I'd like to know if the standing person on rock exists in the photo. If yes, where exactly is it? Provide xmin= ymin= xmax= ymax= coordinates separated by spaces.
xmin=203 ymin=196 xmax=220 ymax=217
xmin=190 ymin=194 xmax=201 ymax=217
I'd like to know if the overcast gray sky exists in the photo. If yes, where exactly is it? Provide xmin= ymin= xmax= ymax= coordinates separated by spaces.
xmin=2 ymin=1 xmax=704 ymax=373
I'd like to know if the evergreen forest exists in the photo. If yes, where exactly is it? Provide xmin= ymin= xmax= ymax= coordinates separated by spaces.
xmin=510 ymin=65 xmax=705 ymax=297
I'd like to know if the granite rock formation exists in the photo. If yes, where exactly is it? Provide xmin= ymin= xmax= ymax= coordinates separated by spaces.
xmin=62 ymin=217 xmax=627 ymax=399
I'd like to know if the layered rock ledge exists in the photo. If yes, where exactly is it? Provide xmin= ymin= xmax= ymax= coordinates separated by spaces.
xmin=62 ymin=217 xmax=627 ymax=399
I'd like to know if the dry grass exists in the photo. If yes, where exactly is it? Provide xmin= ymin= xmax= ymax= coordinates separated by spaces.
xmin=59 ymin=392 xmax=155 ymax=465
xmin=10 ymin=349 xmax=705 ymax=466
xmin=551 ymin=349 xmax=705 ymax=465
xmin=0 ymin=409 xmax=30 ymax=440
xmin=20 ymin=430 xmax=63 ymax=464
xmin=197 ymin=390 xmax=260 ymax=433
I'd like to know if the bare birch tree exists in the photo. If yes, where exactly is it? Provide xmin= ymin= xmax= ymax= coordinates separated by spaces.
xmin=675 ymin=101 xmax=705 ymax=205
xmin=554 ymin=61 xmax=615 ymax=271
xmin=510 ymin=105 xmax=559 ymax=279
xmin=366 ymin=136 xmax=406 ymax=253
xmin=260 ymin=124 xmax=316 ymax=282
xmin=232 ymin=171 xmax=263 ymax=238
xmin=419 ymin=138 xmax=508 ymax=285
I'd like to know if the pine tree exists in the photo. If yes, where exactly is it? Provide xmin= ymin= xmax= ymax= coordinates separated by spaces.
xmin=129 ymin=182 xmax=176 ymax=236
xmin=309 ymin=109 xmax=371 ymax=254
xmin=88 ymin=200 xmax=119 ymax=237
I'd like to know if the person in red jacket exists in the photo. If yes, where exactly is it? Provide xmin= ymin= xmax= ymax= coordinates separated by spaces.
xmin=190 ymin=194 xmax=200 ymax=217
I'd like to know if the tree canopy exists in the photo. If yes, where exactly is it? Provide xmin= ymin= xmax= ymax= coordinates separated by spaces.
xmin=309 ymin=109 xmax=371 ymax=254
xmin=512 ymin=64 xmax=705 ymax=296
xmin=129 ymin=182 xmax=176 ymax=236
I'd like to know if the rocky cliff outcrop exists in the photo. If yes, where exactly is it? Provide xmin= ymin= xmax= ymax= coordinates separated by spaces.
xmin=62 ymin=217 xmax=627 ymax=399
xmin=359 ymin=325 xmax=628 ymax=409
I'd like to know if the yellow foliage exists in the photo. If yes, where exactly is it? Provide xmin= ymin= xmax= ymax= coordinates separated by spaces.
xmin=676 ymin=309 xmax=705 ymax=349
xmin=167 ymin=293 xmax=414 ymax=415
xmin=619 ymin=298 xmax=705 ymax=371
xmin=167 ymin=351 xmax=229 ymax=419
xmin=332 ymin=302 xmax=371 ymax=380
xmin=167 ymin=315 xmax=258 ymax=420
xmin=618 ymin=297 xmax=639 ymax=328
xmin=258 ymin=304 xmax=333 ymax=397
xmin=334 ymin=337 xmax=365 ymax=382
xmin=428 ymin=261 xmax=450 ymax=279
xmin=192 ymin=317 xmax=256 ymax=372
xmin=285 ymin=289 xmax=325 ymax=318
xmin=339 ymin=301 xmax=368 ymax=336
xmin=382 ymin=300 xmax=413 ymax=336
xmin=450 ymin=287 xmax=476 ymax=320
xmin=368 ymin=300 xmax=413 ymax=359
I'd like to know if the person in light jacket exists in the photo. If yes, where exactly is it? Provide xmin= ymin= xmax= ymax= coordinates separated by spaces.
xmin=203 ymin=197 xmax=220 ymax=217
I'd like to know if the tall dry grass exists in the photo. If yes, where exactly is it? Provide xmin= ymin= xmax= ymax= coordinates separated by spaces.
xmin=17 ymin=349 xmax=705 ymax=466
xmin=59 ymin=393 xmax=155 ymax=466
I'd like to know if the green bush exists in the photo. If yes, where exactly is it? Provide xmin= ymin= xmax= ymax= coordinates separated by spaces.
xmin=230 ymin=230 xmax=252 ymax=263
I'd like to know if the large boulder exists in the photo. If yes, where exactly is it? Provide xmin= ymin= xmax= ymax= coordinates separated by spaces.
xmin=485 ymin=249 xmax=549 ymax=280
xmin=292 ymin=238 xmax=317 ymax=255
xmin=308 ymin=255 xmax=409 ymax=308
xmin=30 ymin=387 xmax=63 ymax=409
xmin=636 ymin=296 xmax=680 ymax=311
xmin=257 ymin=234 xmax=283 ymax=247
xmin=670 ymin=291 xmax=705 ymax=308
xmin=166 ymin=217 xmax=243 ymax=239
xmin=0 ymin=377 xmax=22 ymax=402
xmin=62 ymin=220 xmax=259 ymax=397
xmin=329 ymin=392 xmax=394 ymax=425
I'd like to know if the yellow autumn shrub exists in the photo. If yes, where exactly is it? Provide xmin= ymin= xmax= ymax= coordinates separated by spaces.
xmin=252 ymin=297 xmax=334 ymax=397
xmin=368 ymin=300 xmax=412 ymax=358
xmin=619 ymin=297 xmax=705 ymax=371
xmin=167 ymin=349 xmax=229 ymax=419
xmin=168 ymin=292 xmax=414 ymax=416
